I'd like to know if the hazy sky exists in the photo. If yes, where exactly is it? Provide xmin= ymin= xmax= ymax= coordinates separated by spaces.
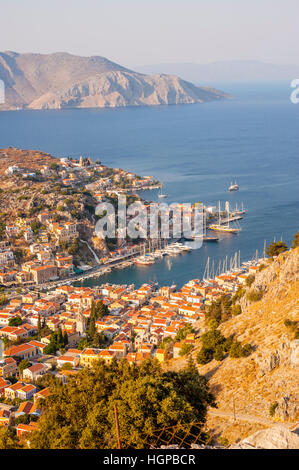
xmin=0 ymin=0 xmax=298 ymax=67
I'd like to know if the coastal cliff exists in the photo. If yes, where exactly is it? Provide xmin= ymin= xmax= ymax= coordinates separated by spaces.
xmin=0 ymin=51 xmax=228 ymax=110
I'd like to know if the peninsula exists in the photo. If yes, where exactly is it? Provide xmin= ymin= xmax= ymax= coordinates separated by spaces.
xmin=0 ymin=51 xmax=229 ymax=111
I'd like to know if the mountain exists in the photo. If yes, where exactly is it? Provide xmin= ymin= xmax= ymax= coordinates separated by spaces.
xmin=0 ymin=51 xmax=228 ymax=110
xmin=135 ymin=60 xmax=299 ymax=84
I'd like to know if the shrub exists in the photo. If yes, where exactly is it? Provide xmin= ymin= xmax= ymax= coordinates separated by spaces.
xmin=269 ymin=402 xmax=278 ymax=417
xmin=266 ymin=241 xmax=287 ymax=258
xmin=179 ymin=343 xmax=194 ymax=357
xmin=232 ymin=287 xmax=245 ymax=304
xmin=229 ymin=341 xmax=252 ymax=358
xmin=291 ymin=231 xmax=299 ymax=249
xmin=245 ymin=274 xmax=255 ymax=287
xmin=246 ymin=289 xmax=263 ymax=302
xmin=258 ymin=263 xmax=266 ymax=272
xmin=214 ymin=345 xmax=225 ymax=362
xmin=197 ymin=347 xmax=214 ymax=365
xmin=231 ymin=304 xmax=242 ymax=316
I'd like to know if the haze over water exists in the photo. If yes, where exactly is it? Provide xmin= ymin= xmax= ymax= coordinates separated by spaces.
xmin=0 ymin=82 xmax=298 ymax=288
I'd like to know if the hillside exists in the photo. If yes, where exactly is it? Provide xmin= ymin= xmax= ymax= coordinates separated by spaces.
xmin=169 ymin=248 xmax=299 ymax=444
xmin=0 ymin=51 xmax=228 ymax=110
xmin=0 ymin=147 xmax=57 ymax=175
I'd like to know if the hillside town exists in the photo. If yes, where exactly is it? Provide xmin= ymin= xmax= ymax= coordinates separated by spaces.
xmin=0 ymin=148 xmax=161 ymax=288
xmin=0 ymin=254 xmax=264 ymax=438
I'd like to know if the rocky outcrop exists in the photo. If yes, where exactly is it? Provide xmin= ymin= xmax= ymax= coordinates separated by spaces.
xmin=92 ymin=236 xmax=109 ymax=256
xmin=240 ymin=248 xmax=299 ymax=311
xmin=0 ymin=51 xmax=228 ymax=110
xmin=229 ymin=425 xmax=299 ymax=449
xmin=254 ymin=338 xmax=293 ymax=376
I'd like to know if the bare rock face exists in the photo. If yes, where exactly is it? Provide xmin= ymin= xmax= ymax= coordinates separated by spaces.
xmin=275 ymin=394 xmax=298 ymax=421
xmin=92 ymin=236 xmax=108 ymax=255
xmin=290 ymin=340 xmax=299 ymax=367
xmin=0 ymin=51 xmax=228 ymax=110
xmin=230 ymin=425 xmax=299 ymax=449
xmin=254 ymin=339 xmax=292 ymax=376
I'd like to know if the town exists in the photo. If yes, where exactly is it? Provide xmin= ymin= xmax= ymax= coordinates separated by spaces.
xmin=0 ymin=148 xmax=162 ymax=289
xmin=0 ymin=250 xmax=264 ymax=438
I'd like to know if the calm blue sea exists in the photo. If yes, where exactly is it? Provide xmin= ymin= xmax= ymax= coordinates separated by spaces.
xmin=0 ymin=82 xmax=298 ymax=288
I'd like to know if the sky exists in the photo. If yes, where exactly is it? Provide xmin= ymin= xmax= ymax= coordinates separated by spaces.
xmin=0 ymin=0 xmax=298 ymax=67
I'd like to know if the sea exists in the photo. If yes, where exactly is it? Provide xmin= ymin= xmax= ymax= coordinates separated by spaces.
xmin=0 ymin=82 xmax=298 ymax=289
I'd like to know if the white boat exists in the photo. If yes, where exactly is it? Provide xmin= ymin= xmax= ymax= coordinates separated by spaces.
xmin=228 ymin=181 xmax=239 ymax=192
xmin=135 ymin=256 xmax=155 ymax=265
xmin=158 ymin=183 xmax=167 ymax=198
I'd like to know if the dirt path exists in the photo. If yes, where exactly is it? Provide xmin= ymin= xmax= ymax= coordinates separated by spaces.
xmin=208 ymin=408 xmax=293 ymax=428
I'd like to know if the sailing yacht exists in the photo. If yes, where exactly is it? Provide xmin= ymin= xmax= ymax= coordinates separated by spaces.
xmin=210 ymin=201 xmax=241 ymax=234
xmin=158 ymin=183 xmax=167 ymax=198
xmin=228 ymin=181 xmax=239 ymax=192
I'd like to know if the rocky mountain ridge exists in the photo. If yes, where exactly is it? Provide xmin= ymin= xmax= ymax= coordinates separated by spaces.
xmin=0 ymin=51 xmax=228 ymax=110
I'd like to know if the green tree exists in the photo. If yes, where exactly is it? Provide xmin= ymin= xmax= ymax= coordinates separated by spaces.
xmin=95 ymin=301 xmax=109 ymax=319
xmin=291 ymin=231 xmax=299 ymax=249
xmin=18 ymin=359 xmax=31 ymax=377
xmin=63 ymin=331 xmax=69 ymax=346
xmin=179 ymin=343 xmax=194 ymax=357
xmin=214 ymin=345 xmax=225 ymax=362
xmin=197 ymin=347 xmax=214 ymax=365
xmin=8 ymin=316 xmax=23 ymax=327
xmin=37 ymin=314 xmax=41 ymax=340
xmin=0 ymin=427 xmax=22 ymax=449
xmin=266 ymin=241 xmax=288 ymax=258
xmin=175 ymin=324 xmax=194 ymax=341
xmin=60 ymin=362 xmax=73 ymax=371
xmin=29 ymin=358 xmax=216 ymax=449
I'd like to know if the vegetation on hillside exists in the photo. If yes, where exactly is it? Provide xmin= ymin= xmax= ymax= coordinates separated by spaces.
xmin=27 ymin=358 xmax=216 ymax=449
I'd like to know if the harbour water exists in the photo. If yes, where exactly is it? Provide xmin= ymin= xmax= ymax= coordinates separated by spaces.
xmin=0 ymin=82 xmax=298 ymax=288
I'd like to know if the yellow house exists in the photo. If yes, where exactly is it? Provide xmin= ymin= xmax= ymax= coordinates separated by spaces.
xmin=80 ymin=348 xmax=101 ymax=368
xmin=98 ymin=350 xmax=115 ymax=364
xmin=155 ymin=349 xmax=167 ymax=363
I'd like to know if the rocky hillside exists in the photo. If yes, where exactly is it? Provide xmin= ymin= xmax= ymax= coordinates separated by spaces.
xmin=171 ymin=247 xmax=299 ymax=444
xmin=0 ymin=147 xmax=57 ymax=175
xmin=205 ymin=248 xmax=299 ymax=443
xmin=0 ymin=51 xmax=228 ymax=110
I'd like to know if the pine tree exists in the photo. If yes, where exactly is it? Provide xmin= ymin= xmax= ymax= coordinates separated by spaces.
xmin=63 ymin=331 xmax=69 ymax=346
xmin=37 ymin=314 xmax=41 ymax=340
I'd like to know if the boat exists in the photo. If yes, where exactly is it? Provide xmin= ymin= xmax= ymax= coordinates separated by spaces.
xmin=228 ymin=181 xmax=239 ymax=192
xmin=135 ymin=256 xmax=155 ymax=265
xmin=158 ymin=183 xmax=167 ymax=198
xmin=184 ymin=212 xmax=219 ymax=242
xmin=209 ymin=201 xmax=241 ymax=234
